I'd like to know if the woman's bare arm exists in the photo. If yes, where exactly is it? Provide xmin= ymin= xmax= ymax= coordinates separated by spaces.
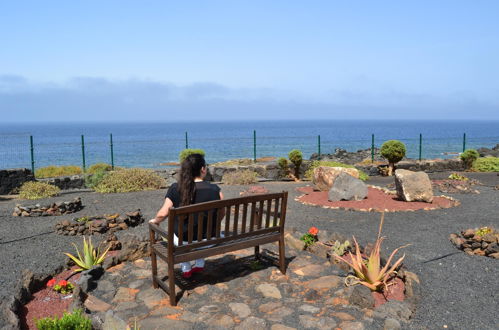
xmin=149 ymin=198 xmax=174 ymax=224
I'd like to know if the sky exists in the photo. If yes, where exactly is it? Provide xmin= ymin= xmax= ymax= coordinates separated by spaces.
xmin=0 ymin=1 xmax=498 ymax=121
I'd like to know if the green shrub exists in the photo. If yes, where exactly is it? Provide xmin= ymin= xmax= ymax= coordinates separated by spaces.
xmin=460 ymin=149 xmax=479 ymax=169
xmin=222 ymin=170 xmax=258 ymax=185
xmin=304 ymin=161 xmax=369 ymax=181
xmin=380 ymin=140 xmax=406 ymax=175
xmin=35 ymin=309 xmax=92 ymax=330
xmin=472 ymin=157 xmax=499 ymax=172
xmin=179 ymin=149 xmax=206 ymax=162
xmin=277 ymin=157 xmax=289 ymax=177
xmin=87 ymin=163 xmax=113 ymax=174
xmin=19 ymin=181 xmax=60 ymax=200
xmin=288 ymin=149 xmax=303 ymax=179
xmin=85 ymin=170 xmax=109 ymax=189
xmin=94 ymin=168 xmax=165 ymax=193
xmin=448 ymin=173 xmax=468 ymax=181
xmin=35 ymin=165 xmax=82 ymax=178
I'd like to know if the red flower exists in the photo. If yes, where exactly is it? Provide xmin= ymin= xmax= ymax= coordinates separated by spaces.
xmin=47 ymin=279 xmax=56 ymax=287
xmin=308 ymin=227 xmax=319 ymax=236
xmin=58 ymin=280 xmax=68 ymax=287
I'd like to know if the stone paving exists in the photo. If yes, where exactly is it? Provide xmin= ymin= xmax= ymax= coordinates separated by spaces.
xmin=84 ymin=243 xmax=411 ymax=330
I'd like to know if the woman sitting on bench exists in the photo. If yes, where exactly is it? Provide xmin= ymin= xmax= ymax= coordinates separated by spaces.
xmin=149 ymin=153 xmax=224 ymax=278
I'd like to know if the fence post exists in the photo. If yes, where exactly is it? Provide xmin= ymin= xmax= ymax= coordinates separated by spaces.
xmin=185 ymin=132 xmax=188 ymax=149
xmin=110 ymin=133 xmax=114 ymax=170
xmin=29 ymin=135 xmax=35 ymax=174
xmin=318 ymin=135 xmax=321 ymax=156
xmin=371 ymin=134 xmax=375 ymax=164
xmin=463 ymin=133 xmax=466 ymax=152
xmin=81 ymin=135 xmax=86 ymax=173
xmin=253 ymin=130 xmax=256 ymax=162
xmin=419 ymin=133 xmax=422 ymax=161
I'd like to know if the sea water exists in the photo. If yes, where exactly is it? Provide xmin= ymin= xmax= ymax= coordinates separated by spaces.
xmin=0 ymin=120 xmax=498 ymax=169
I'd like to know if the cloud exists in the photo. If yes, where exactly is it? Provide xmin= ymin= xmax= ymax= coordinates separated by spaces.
xmin=0 ymin=76 xmax=497 ymax=121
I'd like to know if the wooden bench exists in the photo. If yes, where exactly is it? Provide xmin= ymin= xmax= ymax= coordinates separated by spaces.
xmin=149 ymin=191 xmax=288 ymax=306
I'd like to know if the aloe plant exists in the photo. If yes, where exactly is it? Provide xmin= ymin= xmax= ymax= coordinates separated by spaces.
xmin=334 ymin=213 xmax=408 ymax=291
xmin=65 ymin=236 xmax=111 ymax=272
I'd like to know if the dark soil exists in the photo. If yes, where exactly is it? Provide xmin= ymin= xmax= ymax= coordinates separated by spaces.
xmin=1 ymin=171 xmax=499 ymax=329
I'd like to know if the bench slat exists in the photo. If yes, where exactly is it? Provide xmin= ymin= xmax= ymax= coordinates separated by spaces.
xmin=187 ymin=213 xmax=194 ymax=244
xmin=233 ymin=204 xmax=240 ymax=236
xmin=273 ymin=198 xmax=280 ymax=227
xmin=177 ymin=215 xmax=184 ymax=246
xmin=170 ymin=232 xmax=281 ymax=263
xmin=206 ymin=209 xmax=213 ymax=240
xmin=225 ymin=205 xmax=231 ymax=236
xmin=241 ymin=203 xmax=248 ymax=234
xmin=249 ymin=202 xmax=256 ymax=232
xmin=171 ymin=192 xmax=286 ymax=215
xmin=169 ymin=226 xmax=280 ymax=253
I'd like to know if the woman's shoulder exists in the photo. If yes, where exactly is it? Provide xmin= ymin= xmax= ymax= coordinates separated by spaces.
xmin=198 ymin=181 xmax=220 ymax=192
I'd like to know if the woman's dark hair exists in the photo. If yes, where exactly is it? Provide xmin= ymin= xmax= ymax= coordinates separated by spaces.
xmin=178 ymin=153 xmax=206 ymax=206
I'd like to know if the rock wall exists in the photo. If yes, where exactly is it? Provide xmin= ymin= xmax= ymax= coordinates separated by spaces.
xmin=0 ymin=168 xmax=34 ymax=195
xmin=13 ymin=197 xmax=83 ymax=217
xmin=37 ymin=175 xmax=86 ymax=190
xmin=357 ymin=159 xmax=465 ymax=176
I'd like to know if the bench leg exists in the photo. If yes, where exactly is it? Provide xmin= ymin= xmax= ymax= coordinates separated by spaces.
xmin=151 ymin=250 xmax=158 ymax=289
xmin=279 ymin=236 xmax=286 ymax=274
xmin=168 ymin=260 xmax=176 ymax=306
xmin=254 ymin=245 xmax=260 ymax=260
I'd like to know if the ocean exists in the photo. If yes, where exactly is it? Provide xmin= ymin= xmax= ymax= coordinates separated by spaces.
xmin=0 ymin=120 xmax=498 ymax=170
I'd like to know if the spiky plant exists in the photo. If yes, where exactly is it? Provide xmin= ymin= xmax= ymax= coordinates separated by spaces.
xmin=334 ymin=213 xmax=408 ymax=291
xmin=65 ymin=236 xmax=111 ymax=272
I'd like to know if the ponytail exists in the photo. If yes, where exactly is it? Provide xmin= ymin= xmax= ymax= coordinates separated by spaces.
xmin=178 ymin=154 xmax=206 ymax=206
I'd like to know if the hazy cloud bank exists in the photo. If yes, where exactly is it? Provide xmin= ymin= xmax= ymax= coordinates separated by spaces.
xmin=0 ymin=75 xmax=496 ymax=122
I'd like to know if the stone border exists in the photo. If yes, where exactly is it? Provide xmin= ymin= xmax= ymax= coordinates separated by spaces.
xmin=1 ymin=234 xmax=150 ymax=330
xmin=55 ymin=211 xmax=144 ymax=236
xmin=12 ymin=197 xmax=83 ymax=217
xmin=449 ymin=229 xmax=499 ymax=259
xmin=294 ymin=185 xmax=460 ymax=213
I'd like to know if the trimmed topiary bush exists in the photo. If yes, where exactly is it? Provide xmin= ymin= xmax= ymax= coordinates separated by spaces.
xmin=35 ymin=165 xmax=82 ymax=178
xmin=19 ymin=181 xmax=61 ymax=200
xmin=304 ymin=160 xmax=369 ymax=181
xmin=460 ymin=149 xmax=480 ymax=169
xmin=472 ymin=157 xmax=499 ymax=172
xmin=179 ymin=149 xmax=206 ymax=162
xmin=288 ymin=149 xmax=303 ymax=179
xmin=277 ymin=157 xmax=289 ymax=177
xmin=94 ymin=168 xmax=165 ymax=193
xmin=222 ymin=170 xmax=258 ymax=185
xmin=380 ymin=140 xmax=406 ymax=176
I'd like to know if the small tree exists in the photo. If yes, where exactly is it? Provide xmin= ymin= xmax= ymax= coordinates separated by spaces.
xmin=380 ymin=140 xmax=406 ymax=176
xmin=277 ymin=157 xmax=289 ymax=178
xmin=179 ymin=149 xmax=206 ymax=162
xmin=460 ymin=149 xmax=479 ymax=170
xmin=288 ymin=149 xmax=303 ymax=179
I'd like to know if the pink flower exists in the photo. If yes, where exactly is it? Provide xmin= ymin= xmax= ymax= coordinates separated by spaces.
xmin=47 ymin=279 xmax=56 ymax=287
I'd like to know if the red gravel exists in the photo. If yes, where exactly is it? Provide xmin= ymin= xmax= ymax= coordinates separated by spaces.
xmin=296 ymin=186 xmax=458 ymax=212
xmin=372 ymin=277 xmax=405 ymax=307
xmin=20 ymin=269 xmax=80 ymax=330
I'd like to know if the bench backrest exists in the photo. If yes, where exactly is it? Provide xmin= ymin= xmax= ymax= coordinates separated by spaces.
xmin=166 ymin=191 xmax=288 ymax=254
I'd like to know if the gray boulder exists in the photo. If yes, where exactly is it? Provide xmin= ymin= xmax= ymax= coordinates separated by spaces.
xmin=328 ymin=172 xmax=368 ymax=201
xmin=394 ymin=169 xmax=433 ymax=203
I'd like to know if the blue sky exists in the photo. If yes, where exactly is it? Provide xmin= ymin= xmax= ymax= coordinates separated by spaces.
xmin=1 ymin=1 xmax=498 ymax=121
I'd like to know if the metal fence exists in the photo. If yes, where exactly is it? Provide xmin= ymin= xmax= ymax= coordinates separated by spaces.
xmin=0 ymin=130 xmax=486 ymax=172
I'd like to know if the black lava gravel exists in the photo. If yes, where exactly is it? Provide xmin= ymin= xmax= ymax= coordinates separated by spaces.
xmin=1 ymin=172 xmax=498 ymax=329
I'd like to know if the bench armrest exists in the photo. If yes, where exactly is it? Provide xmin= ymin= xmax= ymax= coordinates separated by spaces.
xmin=149 ymin=223 xmax=169 ymax=241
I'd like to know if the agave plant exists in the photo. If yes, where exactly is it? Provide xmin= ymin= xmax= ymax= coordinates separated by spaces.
xmin=65 ymin=236 xmax=111 ymax=272
xmin=334 ymin=213 xmax=408 ymax=291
